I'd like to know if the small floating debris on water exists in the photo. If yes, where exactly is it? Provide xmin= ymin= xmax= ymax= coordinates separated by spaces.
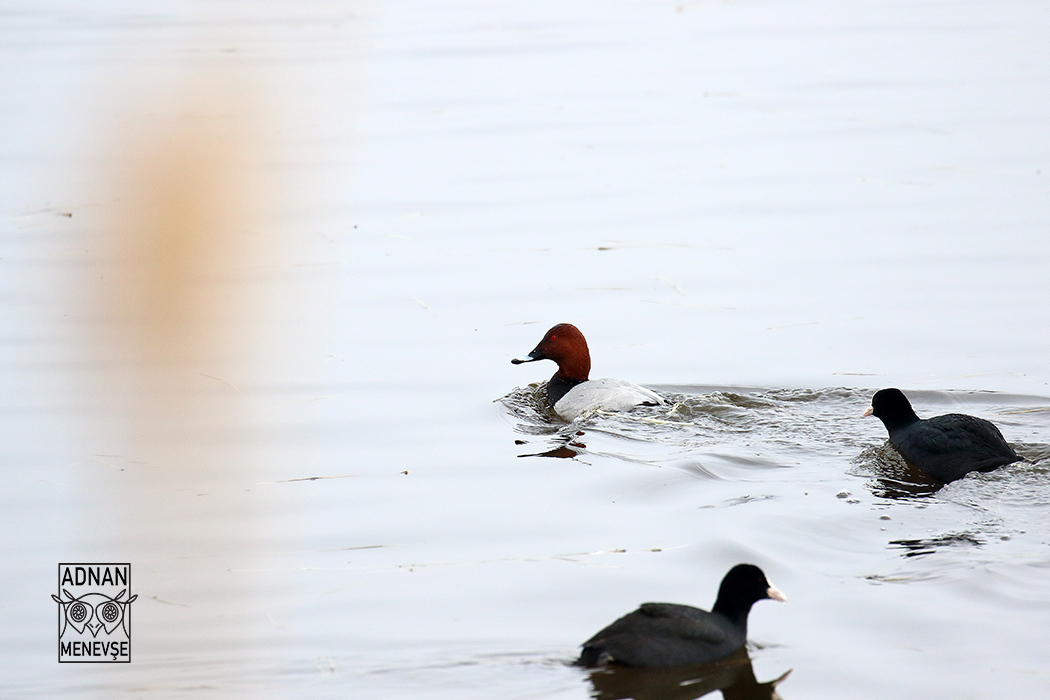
xmin=865 ymin=574 xmax=916 ymax=583
xmin=836 ymin=489 xmax=851 ymax=499
xmin=265 ymin=473 xmax=358 ymax=483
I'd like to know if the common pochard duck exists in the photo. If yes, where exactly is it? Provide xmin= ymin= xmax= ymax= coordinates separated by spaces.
xmin=511 ymin=323 xmax=664 ymax=421
xmin=576 ymin=564 xmax=786 ymax=668
xmin=864 ymin=388 xmax=1020 ymax=483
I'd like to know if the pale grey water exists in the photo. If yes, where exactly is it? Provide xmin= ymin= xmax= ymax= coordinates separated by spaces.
xmin=2 ymin=1 xmax=1050 ymax=698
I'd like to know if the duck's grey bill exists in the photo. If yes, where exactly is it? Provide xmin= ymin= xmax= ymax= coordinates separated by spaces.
xmin=511 ymin=356 xmax=538 ymax=364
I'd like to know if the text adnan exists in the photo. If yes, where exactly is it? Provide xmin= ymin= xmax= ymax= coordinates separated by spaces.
xmin=60 ymin=565 xmax=128 ymax=587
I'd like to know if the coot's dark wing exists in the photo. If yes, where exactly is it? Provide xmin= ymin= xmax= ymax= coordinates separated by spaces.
xmin=635 ymin=603 xmax=732 ymax=643
xmin=893 ymin=413 xmax=1019 ymax=482
xmin=577 ymin=602 xmax=738 ymax=668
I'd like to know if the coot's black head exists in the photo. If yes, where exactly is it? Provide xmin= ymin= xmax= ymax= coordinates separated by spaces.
xmin=713 ymin=564 xmax=786 ymax=621
xmin=865 ymin=388 xmax=921 ymax=432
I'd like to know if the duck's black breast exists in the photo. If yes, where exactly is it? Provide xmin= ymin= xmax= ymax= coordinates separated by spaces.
xmin=577 ymin=603 xmax=742 ymax=668
xmin=546 ymin=374 xmax=584 ymax=407
xmin=889 ymin=412 xmax=1019 ymax=483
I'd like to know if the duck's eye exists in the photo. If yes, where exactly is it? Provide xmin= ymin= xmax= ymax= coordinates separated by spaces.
xmin=549 ymin=335 xmax=556 ymax=341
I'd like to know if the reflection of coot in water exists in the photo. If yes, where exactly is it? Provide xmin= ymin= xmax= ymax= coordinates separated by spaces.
xmin=858 ymin=442 xmax=944 ymax=499
xmin=576 ymin=564 xmax=785 ymax=668
xmin=585 ymin=648 xmax=791 ymax=700
xmin=864 ymin=388 xmax=1020 ymax=483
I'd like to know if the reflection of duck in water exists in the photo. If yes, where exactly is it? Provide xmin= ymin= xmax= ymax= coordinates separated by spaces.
xmin=576 ymin=564 xmax=785 ymax=668
xmin=864 ymin=388 xmax=1019 ymax=483
xmin=585 ymin=647 xmax=791 ymax=700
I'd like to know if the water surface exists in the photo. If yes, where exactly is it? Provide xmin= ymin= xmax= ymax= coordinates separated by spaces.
xmin=3 ymin=1 xmax=1050 ymax=698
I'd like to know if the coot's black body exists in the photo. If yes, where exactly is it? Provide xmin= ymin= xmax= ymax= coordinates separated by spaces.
xmin=576 ymin=564 xmax=785 ymax=668
xmin=866 ymin=388 xmax=1019 ymax=483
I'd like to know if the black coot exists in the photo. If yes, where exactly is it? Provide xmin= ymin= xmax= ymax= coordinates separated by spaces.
xmin=864 ymin=388 xmax=1019 ymax=483
xmin=576 ymin=564 xmax=786 ymax=668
